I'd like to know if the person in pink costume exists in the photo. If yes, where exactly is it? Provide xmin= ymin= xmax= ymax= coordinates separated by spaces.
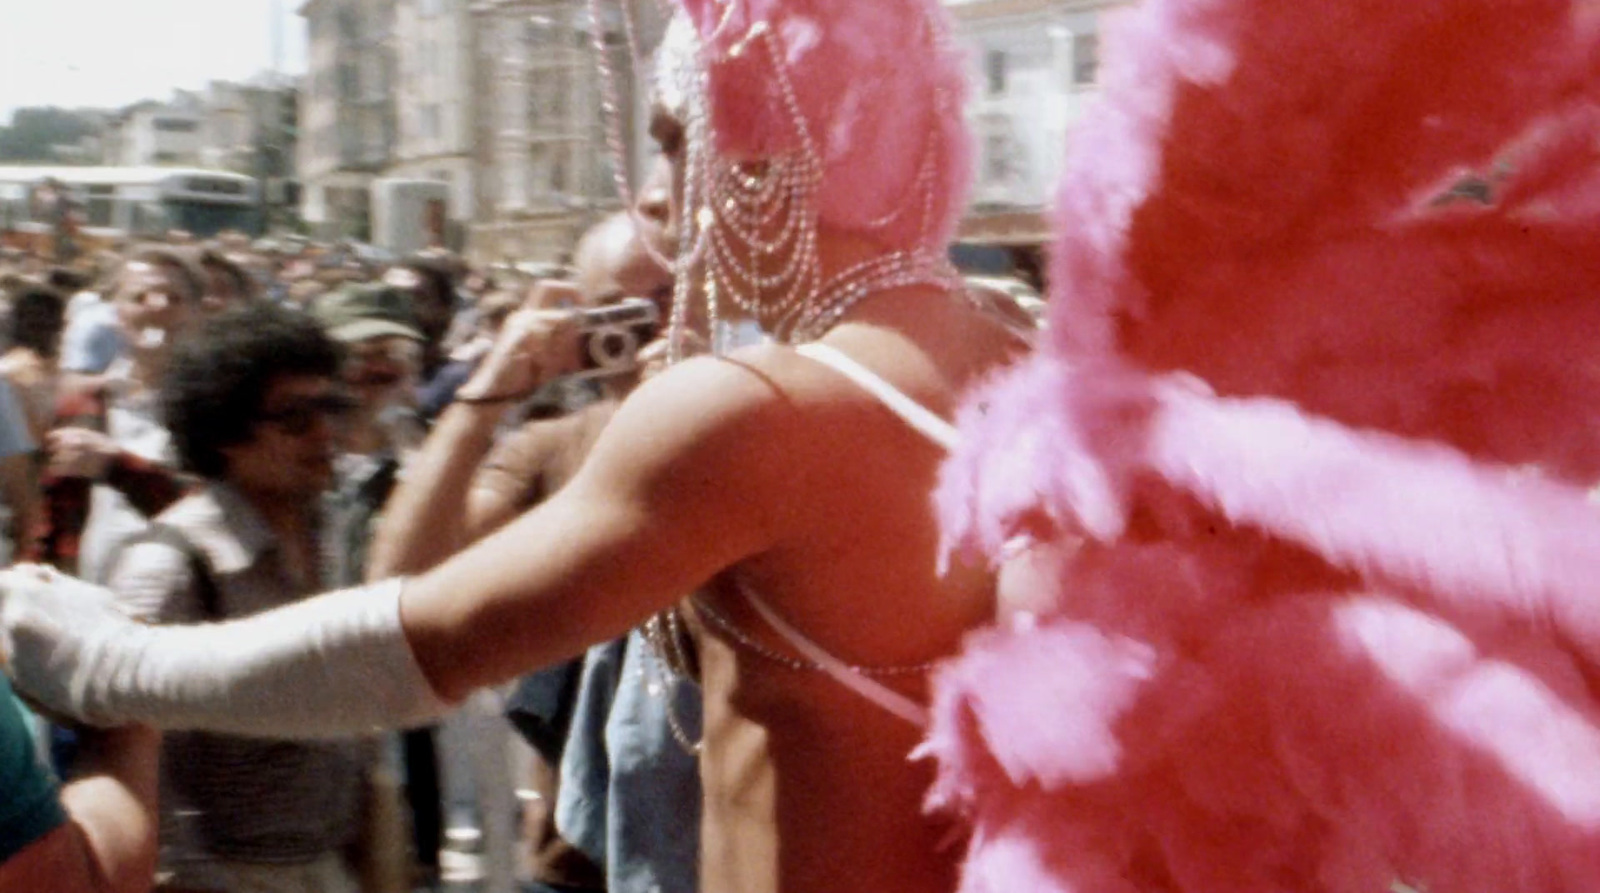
xmin=924 ymin=0 xmax=1600 ymax=891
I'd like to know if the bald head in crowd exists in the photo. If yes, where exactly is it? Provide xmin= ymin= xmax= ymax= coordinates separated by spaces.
xmin=572 ymin=212 xmax=673 ymax=313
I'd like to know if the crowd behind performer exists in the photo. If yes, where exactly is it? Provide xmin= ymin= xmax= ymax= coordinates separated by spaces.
xmin=190 ymin=247 xmax=256 ymax=314
xmin=313 ymin=283 xmax=429 ymax=584
xmin=58 ymin=259 xmax=131 ymax=380
xmin=368 ymin=204 xmax=701 ymax=893
xmin=103 ymin=303 xmax=368 ymax=893
xmin=0 ymin=283 xmax=68 ymax=444
xmin=0 ymin=3 xmax=1026 ymax=893
xmin=382 ymin=254 xmax=459 ymax=386
xmin=41 ymin=248 xmax=205 ymax=577
xmin=0 ymin=676 xmax=159 ymax=893
xmin=0 ymin=376 xmax=40 ymax=566
xmin=307 ymin=282 xmax=445 ymax=890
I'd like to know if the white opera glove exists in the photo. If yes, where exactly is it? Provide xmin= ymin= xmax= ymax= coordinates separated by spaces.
xmin=0 ymin=565 xmax=452 ymax=739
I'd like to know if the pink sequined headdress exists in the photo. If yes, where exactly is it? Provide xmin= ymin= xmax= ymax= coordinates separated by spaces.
xmin=638 ymin=0 xmax=976 ymax=345
xmin=673 ymin=0 xmax=973 ymax=255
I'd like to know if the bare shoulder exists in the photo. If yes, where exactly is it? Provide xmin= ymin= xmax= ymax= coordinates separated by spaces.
xmin=565 ymin=349 xmax=835 ymax=531
xmin=596 ymin=347 xmax=816 ymax=457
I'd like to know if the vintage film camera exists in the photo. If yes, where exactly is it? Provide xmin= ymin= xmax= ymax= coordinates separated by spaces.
xmin=570 ymin=297 xmax=661 ymax=380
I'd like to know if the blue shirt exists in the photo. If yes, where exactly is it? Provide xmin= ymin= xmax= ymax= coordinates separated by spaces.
xmin=0 ymin=379 xmax=34 ymax=460
xmin=0 ymin=676 xmax=67 ymax=865
xmin=556 ymin=632 xmax=701 ymax=893
xmin=61 ymin=301 xmax=125 ymax=375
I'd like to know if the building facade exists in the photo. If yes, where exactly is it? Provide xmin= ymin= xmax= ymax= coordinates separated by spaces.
xmin=111 ymin=98 xmax=205 ymax=167
xmin=466 ymin=0 xmax=660 ymax=264
xmin=299 ymin=0 xmax=399 ymax=240
xmin=197 ymin=79 xmax=300 ymax=224
xmin=946 ymin=0 xmax=1121 ymax=252
xmin=389 ymin=0 xmax=478 ymax=247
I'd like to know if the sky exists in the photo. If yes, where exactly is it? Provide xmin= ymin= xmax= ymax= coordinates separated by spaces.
xmin=0 ymin=0 xmax=308 ymax=123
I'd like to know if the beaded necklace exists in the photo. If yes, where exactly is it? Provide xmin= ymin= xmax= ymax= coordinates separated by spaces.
xmin=587 ymin=0 xmax=968 ymax=749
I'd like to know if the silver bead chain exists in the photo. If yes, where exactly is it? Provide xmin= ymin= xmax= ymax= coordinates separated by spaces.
xmin=690 ymin=595 xmax=939 ymax=677
xmin=590 ymin=0 xmax=966 ymax=356
xmin=640 ymin=608 xmax=703 ymax=756
xmin=587 ymin=0 xmax=961 ymax=702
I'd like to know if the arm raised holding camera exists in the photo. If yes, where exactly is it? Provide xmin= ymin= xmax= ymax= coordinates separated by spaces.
xmin=366 ymin=282 xmax=582 ymax=581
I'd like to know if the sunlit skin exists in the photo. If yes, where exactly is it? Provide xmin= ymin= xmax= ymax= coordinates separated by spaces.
xmin=377 ymin=89 xmax=1028 ymax=892
xmin=111 ymin=261 xmax=200 ymax=368
xmin=222 ymin=374 xmax=346 ymax=587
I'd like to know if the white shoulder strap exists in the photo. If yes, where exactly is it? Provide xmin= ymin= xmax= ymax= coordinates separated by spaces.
xmin=794 ymin=342 xmax=959 ymax=451
xmin=740 ymin=583 xmax=931 ymax=728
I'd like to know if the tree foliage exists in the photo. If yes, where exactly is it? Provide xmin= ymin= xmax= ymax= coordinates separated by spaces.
xmin=0 ymin=108 xmax=100 ymax=162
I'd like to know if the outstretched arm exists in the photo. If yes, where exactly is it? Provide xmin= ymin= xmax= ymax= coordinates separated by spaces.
xmin=1 ymin=356 xmax=788 ymax=735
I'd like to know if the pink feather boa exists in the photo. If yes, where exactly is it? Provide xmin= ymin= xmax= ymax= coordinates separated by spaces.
xmin=926 ymin=0 xmax=1600 ymax=889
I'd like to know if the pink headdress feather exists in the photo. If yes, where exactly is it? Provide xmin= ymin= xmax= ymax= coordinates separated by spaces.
xmin=942 ymin=0 xmax=1600 ymax=565
xmin=927 ymin=0 xmax=1600 ymax=889
xmin=674 ymin=0 xmax=973 ymax=252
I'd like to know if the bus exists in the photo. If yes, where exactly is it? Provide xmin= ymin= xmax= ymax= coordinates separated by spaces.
xmin=0 ymin=166 xmax=263 ymax=257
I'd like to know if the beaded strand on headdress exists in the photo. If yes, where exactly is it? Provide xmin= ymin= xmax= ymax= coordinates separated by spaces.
xmin=589 ymin=0 xmax=969 ymax=358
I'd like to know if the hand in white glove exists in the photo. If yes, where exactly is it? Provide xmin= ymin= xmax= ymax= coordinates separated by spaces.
xmin=0 ymin=564 xmax=451 ymax=738
xmin=0 ymin=564 xmax=129 ymax=725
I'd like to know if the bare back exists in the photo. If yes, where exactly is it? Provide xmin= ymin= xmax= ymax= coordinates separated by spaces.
xmin=402 ymin=286 xmax=1026 ymax=893
xmin=692 ymin=289 xmax=1022 ymax=893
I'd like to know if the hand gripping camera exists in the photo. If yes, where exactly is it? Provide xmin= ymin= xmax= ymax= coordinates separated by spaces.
xmin=570 ymin=298 xmax=662 ymax=380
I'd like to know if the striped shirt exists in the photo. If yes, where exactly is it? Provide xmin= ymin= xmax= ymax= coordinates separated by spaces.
xmin=106 ymin=483 xmax=369 ymax=881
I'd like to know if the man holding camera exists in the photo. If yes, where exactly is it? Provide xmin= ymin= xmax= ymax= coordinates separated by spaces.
xmin=366 ymin=209 xmax=701 ymax=893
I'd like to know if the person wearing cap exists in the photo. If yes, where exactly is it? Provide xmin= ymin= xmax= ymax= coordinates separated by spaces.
xmin=310 ymin=283 xmax=427 ymax=581
xmin=310 ymin=284 xmax=442 ymax=889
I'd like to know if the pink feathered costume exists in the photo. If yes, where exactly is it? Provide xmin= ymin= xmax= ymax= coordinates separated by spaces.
xmin=926 ymin=0 xmax=1600 ymax=891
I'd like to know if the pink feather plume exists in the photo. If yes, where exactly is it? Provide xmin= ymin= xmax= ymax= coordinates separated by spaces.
xmin=929 ymin=0 xmax=1600 ymax=889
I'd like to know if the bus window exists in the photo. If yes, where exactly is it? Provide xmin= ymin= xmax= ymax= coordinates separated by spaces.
xmin=162 ymin=200 xmax=258 ymax=238
xmin=132 ymin=201 xmax=170 ymax=237
xmin=87 ymin=185 xmax=115 ymax=227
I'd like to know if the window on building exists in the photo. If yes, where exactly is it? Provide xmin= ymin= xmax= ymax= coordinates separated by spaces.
xmin=529 ymin=71 xmax=569 ymax=130
xmin=153 ymin=118 xmax=199 ymax=133
xmin=983 ymin=133 xmax=1010 ymax=184
xmin=363 ymin=116 xmax=385 ymax=160
xmin=528 ymin=145 xmax=550 ymax=201
xmin=337 ymin=7 xmax=359 ymax=41
xmin=1072 ymin=33 xmax=1100 ymax=86
xmin=339 ymin=63 xmax=359 ymax=100
xmin=549 ymin=152 xmax=567 ymax=194
xmin=422 ymin=105 xmax=441 ymax=140
xmin=362 ymin=56 xmax=385 ymax=100
xmin=985 ymin=49 xmax=1007 ymax=97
